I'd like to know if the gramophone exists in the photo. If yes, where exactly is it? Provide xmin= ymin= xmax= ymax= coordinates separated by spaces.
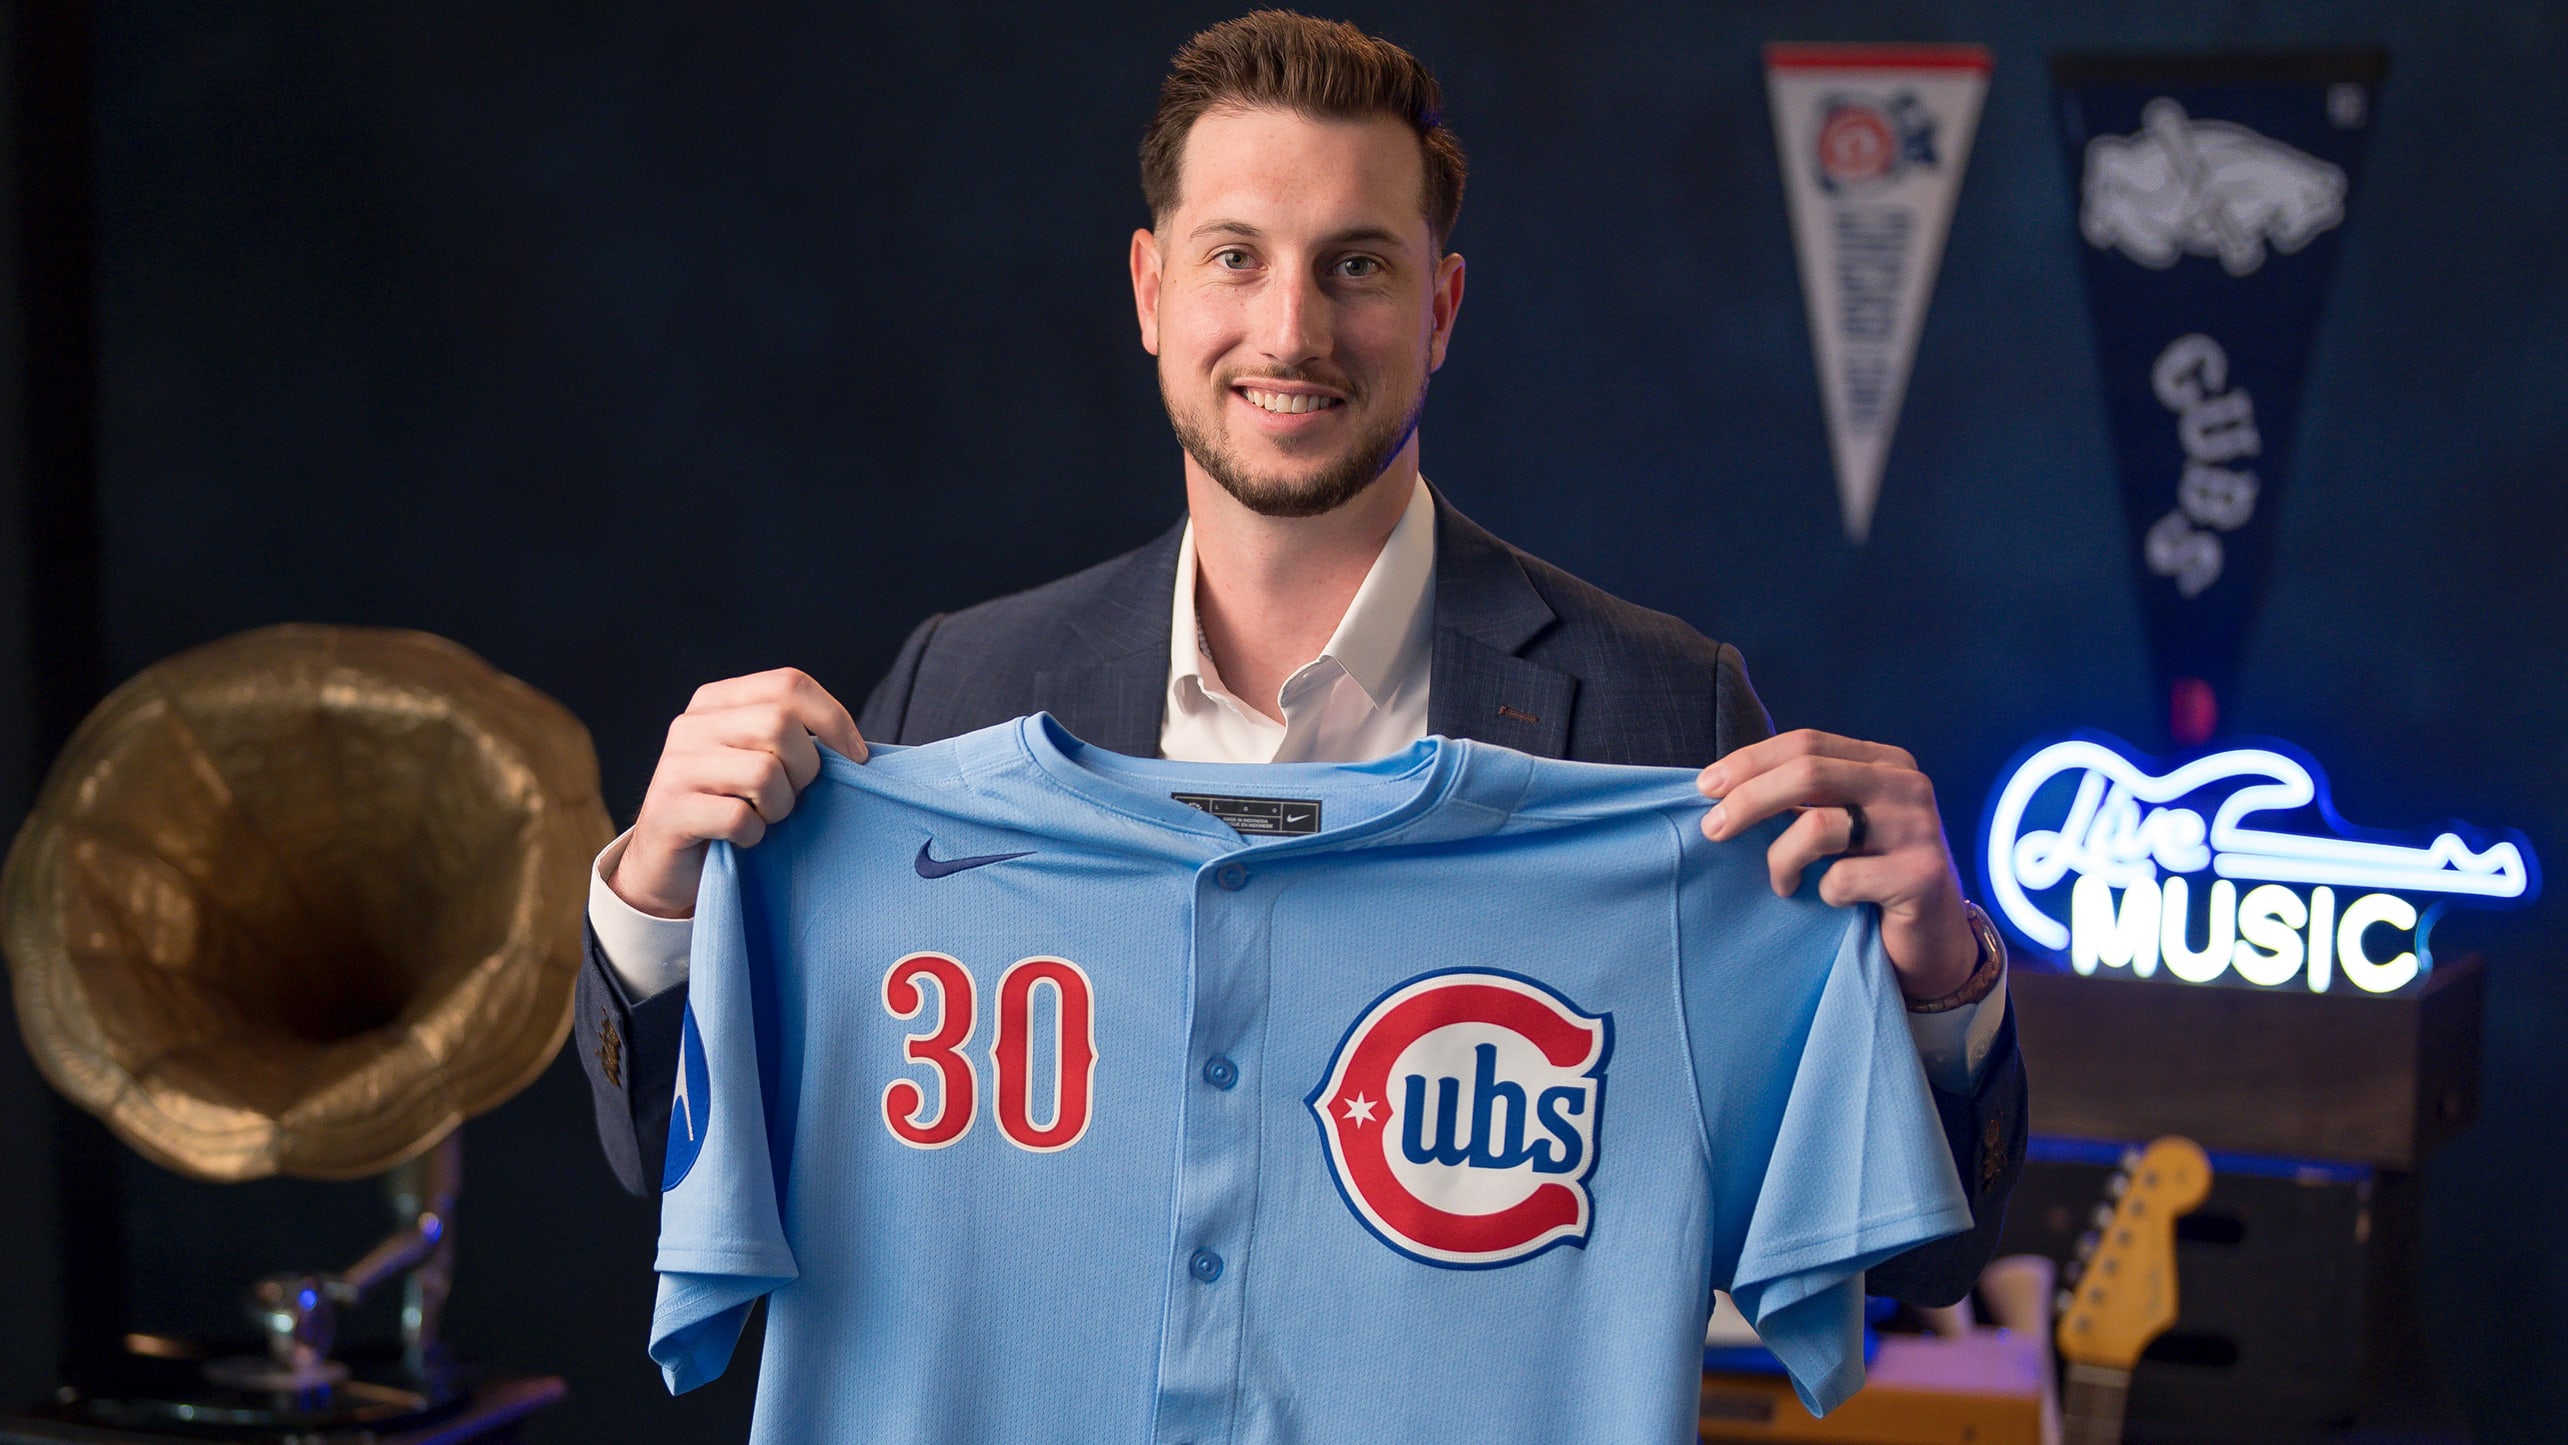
xmin=1 ymin=625 xmax=612 ymax=1441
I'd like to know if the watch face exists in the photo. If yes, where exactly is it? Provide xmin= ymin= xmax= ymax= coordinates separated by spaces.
xmin=1972 ymin=902 xmax=2007 ymax=959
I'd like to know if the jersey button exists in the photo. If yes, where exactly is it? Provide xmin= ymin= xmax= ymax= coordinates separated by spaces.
xmin=1202 ymin=1055 xmax=1238 ymax=1090
xmin=1214 ymin=862 xmax=1248 ymax=891
xmin=1189 ymin=1248 xmax=1224 ymax=1284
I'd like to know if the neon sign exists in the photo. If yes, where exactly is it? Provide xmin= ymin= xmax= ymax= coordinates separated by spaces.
xmin=1983 ymin=735 xmax=2536 ymax=994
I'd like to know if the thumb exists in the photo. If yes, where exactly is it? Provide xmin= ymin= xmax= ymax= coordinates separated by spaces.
xmin=791 ymin=690 xmax=868 ymax=764
xmin=824 ymin=718 xmax=870 ymax=765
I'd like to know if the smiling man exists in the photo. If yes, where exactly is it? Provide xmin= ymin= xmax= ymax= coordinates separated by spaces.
xmin=577 ymin=9 xmax=2022 ymax=1316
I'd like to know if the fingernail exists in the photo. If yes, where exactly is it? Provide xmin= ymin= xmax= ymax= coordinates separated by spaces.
xmin=1704 ymin=804 xmax=1727 ymax=837
xmin=1699 ymin=766 xmax=1726 ymax=795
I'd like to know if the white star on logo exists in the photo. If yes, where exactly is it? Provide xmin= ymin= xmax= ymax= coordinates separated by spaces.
xmin=1341 ymin=1093 xmax=1378 ymax=1127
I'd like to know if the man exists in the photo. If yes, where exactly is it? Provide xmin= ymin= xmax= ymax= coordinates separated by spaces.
xmin=576 ymin=10 xmax=2022 ymax=1306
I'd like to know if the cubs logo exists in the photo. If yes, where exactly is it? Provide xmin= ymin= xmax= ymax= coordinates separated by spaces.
xmin=1814 ymin=90 xmax=1938 ymax=193
xmin=1308 ymin=969 xmax=1611 ymax=1269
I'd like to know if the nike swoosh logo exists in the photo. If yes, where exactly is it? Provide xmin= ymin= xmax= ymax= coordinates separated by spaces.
xmin=914 ymin=841 xmax=1035 ymax=879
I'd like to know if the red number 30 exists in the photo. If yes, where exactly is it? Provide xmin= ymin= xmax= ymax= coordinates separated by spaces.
xmin=882 ymin=952 xmax=1096 ymax=1152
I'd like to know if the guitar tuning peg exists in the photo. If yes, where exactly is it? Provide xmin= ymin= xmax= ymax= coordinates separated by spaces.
xmin=2075 ymin=1229 xmax=2100 ymax=1260
xmin=2061 ymin=1257 xmax=2084 ymax=1285
xmin=2121 ymin=1147 xmax=2143 ymax=1170
xmin=2105 ymin=1171 xmax=2129 ymax=1198
xmin=2055 ymin=1288 xmax=2075 ymax=1315
xmin=2091 ymin=1203 xmax=2118 ymax=1231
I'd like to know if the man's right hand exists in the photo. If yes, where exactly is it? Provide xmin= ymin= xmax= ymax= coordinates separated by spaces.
xmin=606 ymin=668 xmax=867 ymax=919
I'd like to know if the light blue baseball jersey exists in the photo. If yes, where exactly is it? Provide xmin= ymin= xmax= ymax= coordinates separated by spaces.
xmin=651 ymin=713 xmax=1969 ymax=1441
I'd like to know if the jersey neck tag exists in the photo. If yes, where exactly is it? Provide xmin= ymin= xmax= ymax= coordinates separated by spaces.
xmin=1171 ymin=792 xmax=1323 ymax=836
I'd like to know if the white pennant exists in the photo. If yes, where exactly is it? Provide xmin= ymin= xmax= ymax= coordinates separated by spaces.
xmin=1767 ymin=45 xmax=1989 ymax=543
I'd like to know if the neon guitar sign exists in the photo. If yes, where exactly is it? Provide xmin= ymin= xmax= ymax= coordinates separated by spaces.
xmin=1984 ymin=735 xmax=2536 ymax=994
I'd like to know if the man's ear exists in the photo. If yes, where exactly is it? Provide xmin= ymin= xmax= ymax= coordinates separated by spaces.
xmin=1130 ymin=227 xmax=1164 ymax=357
xmin=1426 ymin=249 xmax=1466 ymax=373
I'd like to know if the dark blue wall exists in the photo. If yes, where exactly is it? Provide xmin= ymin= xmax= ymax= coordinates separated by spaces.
xmin=0 ymin=0 xmax=62 ymax=1402
xmin=13 ymin=0 xmax=2559 ymax=1438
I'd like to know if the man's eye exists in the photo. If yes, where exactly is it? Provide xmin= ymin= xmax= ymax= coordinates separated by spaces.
xmin=1335 ymin=256 xmax=1383 ymax=278
xmin=1215 ymin=249 xmax=1254 ymax=269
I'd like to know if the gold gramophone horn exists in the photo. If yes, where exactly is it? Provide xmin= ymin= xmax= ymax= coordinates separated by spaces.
xmin=1 ymin=624 xmax=612 ymax=1183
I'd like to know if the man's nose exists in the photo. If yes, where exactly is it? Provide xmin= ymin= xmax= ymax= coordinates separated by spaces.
xmin=1250 ymin=264 xmax=1330 ymax=364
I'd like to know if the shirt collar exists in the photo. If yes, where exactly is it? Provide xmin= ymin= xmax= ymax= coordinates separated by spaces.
xmin=1168 ymin=475 xmax=1438 ymax=714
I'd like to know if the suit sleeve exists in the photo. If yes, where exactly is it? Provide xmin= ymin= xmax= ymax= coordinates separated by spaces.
xmin=576 ymin=612 xmax=948 ymax=1195
xmin=573 ymin=921 xmax=688 ymax=1198
xmin=1713 ymin=644 xmax=2030 ymax=1307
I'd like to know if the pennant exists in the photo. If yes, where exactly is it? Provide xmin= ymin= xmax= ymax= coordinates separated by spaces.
xmin=2054 ymin=52 xmax=2385 ymax=745
xmin=1767 ymin=44 xmax=1990 ymax=544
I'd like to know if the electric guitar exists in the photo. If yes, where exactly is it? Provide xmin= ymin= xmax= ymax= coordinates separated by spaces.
xmin=2053 ymin=1136 xmax=2213 ymax=1445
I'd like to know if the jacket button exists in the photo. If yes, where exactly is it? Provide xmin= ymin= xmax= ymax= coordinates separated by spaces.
xmin=1215 ymin=863 xmax=1248 ymax=891
xmin=1189 ymin=1248 xmax=1224 ymax=1284
xmin=1203 ymin=1055 xmax=1238 ymax=1090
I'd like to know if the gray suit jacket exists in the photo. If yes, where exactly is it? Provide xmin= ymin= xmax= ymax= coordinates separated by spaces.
xmin=574 ymin=492 xmax=2025 ymax=1305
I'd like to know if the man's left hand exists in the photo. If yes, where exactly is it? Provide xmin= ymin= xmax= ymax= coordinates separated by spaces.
xmin=1696 ymin=730 xmax=1979 ymax=1002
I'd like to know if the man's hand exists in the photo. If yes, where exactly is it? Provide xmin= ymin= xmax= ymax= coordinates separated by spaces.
xmin=607 ymin=668 xmax=867 ymax=920
xmin=1696 ymin=730 xmax=1979 ymax=1002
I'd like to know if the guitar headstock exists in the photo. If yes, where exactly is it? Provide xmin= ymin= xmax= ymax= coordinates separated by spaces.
xmin=2054 ymin=1136 xmax=2212 ymax=1370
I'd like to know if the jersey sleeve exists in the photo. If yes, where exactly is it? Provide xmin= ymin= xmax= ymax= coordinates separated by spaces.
xmin=1677 ymin=824 xmax=1973 ymax=1417
xmin=648 ymin=841 xmax=799 ymax=1394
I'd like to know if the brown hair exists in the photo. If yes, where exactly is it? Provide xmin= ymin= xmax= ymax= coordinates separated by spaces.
xmin=1140 ymin=10 xmax=1467 ymax=253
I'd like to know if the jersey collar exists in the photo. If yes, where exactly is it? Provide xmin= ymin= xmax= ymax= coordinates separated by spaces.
xmin=989 ymin=712 xmax=1519 ymax=857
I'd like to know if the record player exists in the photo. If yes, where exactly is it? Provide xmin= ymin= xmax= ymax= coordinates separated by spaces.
xmin=0 ymin=626 xmax=612 ymax=1442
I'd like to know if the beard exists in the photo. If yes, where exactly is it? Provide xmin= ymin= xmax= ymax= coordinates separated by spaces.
xmin=1163 ymin=364 xmax=1429 ymax=520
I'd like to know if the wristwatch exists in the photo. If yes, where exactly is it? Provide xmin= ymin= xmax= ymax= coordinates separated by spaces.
xmin=1905 ymin=899 xmax=2007 ymax=1014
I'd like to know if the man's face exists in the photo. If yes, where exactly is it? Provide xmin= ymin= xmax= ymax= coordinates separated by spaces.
xmin=1132 ymin=107 xmax=1465 ymax=518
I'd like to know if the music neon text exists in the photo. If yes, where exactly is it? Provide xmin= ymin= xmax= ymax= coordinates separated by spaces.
xmin=1984 ymin=737 xmax=2535 ymax=995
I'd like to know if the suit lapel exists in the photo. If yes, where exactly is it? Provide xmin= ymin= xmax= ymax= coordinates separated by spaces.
xmin=1426 ymin=494 xmax=1576 ymax=759
xmin=1031 ymin=521 xmax=1180 ymax=757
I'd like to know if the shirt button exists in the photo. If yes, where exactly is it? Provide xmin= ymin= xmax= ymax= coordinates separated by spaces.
xmin=1189 ymin=1248 xmax=1224 ymax=1284
xmin=1202 ymin=1055 xmax=1238 ymax=1090
xmin=1215 ymin=862 xmax=1248 ymax=891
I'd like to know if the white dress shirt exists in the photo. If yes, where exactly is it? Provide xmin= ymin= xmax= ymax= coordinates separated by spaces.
xmin=1158 ymin=472 xmax=1438 ymax=765
xmin=588 ymin=475 xmax=2004 ymax=1088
